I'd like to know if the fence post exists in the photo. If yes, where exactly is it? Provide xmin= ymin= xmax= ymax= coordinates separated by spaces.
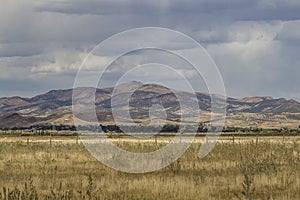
xmin=256 ymin=134 xmax=258 ymax=146
xmin=76 ymin=133 xmax=79 ymax=144
xmin=27 ymin=138 xmax=29 ymax=145
xmin=180 ymin=134 xmax=182 ymax=144
xmin=232 ymin=135 xmax=235 ymax=144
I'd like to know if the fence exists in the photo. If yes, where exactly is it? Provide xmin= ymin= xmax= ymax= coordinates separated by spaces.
xmin=0 ymin=133 xmax=299 ymax=145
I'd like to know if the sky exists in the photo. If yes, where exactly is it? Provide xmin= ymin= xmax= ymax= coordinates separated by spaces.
xmin=1 ymin=0 xmax=300 ymax=100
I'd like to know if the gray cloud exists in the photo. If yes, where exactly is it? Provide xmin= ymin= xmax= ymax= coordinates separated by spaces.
xmin=276 ymin=20 xmax=300 ymax=41
xmin=35 ymin=0 xmax=300 ymax=21
xmin=0 ymin=43 xmax=44 ymax=57
xmin=0 ymin=0 xmax=300 ymax=100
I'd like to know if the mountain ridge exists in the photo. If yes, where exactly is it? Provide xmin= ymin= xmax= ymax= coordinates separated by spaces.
xmin=1 ymin=82 xmax=300 ymax=128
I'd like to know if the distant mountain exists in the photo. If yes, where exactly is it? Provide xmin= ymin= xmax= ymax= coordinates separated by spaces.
xmin=227 ymin=97 xmax=300 ymax=114
xmin=0 ymin=81 xmax=300 ymax=128
xmin=0 ymin=113 xmax=38 ymax=128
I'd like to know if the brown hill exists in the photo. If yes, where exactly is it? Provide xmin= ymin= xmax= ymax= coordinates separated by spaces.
xmin=1 ymin=81 xmax=300 ymax=128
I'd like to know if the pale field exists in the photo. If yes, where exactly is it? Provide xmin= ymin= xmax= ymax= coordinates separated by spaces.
xmin=0 ymin=135 xmax=299 ymax=199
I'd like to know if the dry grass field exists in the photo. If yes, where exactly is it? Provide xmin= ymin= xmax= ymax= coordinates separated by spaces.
xmin=0 ymin=136 xmax=299 ymax=199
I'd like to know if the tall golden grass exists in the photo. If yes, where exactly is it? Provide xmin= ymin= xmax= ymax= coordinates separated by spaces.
xmin=0 ymin=139 xmax=299 ymax=199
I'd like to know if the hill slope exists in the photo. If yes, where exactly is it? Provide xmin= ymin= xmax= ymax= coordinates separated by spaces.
xmin=1 ymin=82 xmax=300 ymax=128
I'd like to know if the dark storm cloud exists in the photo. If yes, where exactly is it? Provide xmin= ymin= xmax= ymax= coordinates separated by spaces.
xmin=35 ymin=0 xmax=300 ymax=21
xmin=35 ymin=0 xmax=160 ymax=15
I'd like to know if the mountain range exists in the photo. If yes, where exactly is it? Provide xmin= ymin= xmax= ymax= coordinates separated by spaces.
xmin=1 ymin=81 xmax=300 ymax=129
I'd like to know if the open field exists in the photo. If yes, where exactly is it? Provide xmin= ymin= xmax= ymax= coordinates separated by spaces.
xmin=0 ymin=136 xmax=300 ymax=199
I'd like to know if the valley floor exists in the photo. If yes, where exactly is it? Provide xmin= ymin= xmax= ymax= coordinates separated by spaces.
xmin=0 ymin=136 xmax=299 ymax=199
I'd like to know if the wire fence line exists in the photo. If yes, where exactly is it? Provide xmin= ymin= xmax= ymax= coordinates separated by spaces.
xmin=0 ymin=134 xmax=300 ymax=145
